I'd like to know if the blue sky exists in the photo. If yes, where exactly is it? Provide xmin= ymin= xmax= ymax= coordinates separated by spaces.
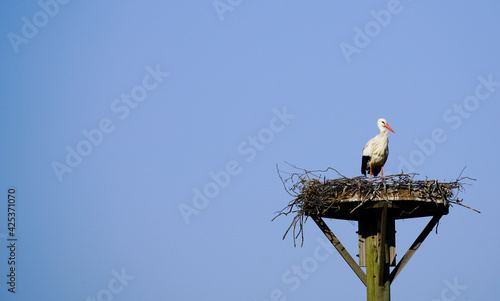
xmin=1 ymin=1 xmax=499 ymax=300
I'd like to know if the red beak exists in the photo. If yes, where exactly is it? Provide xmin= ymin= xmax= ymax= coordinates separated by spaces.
xmin=385 ymin=124 xmax=395 ymax=133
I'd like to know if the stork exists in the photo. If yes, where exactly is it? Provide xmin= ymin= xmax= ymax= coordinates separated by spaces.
xmin=361 ymin=118 xmax=395 ymax=181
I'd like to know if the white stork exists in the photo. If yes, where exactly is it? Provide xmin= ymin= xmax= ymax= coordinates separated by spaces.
xmin=361 ymin=118 xmax=395 ymax=181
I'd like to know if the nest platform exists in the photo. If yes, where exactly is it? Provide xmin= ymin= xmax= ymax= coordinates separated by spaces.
xmin=299 ymin=178 xmax=451 ymax=221
xmin=274 ymin=168 xmax=472 ymax=245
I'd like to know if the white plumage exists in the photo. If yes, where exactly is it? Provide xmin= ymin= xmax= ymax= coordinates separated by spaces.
xmin=361 ymin=118 xmax=395 ymax=181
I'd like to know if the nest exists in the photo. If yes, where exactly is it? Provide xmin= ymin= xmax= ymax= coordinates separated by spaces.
xmin=273 ymin=165 xmax=477 ymax=246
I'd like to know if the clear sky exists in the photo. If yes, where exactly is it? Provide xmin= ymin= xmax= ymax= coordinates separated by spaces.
xmin=1 ymin=1 xmax=499 ymax=300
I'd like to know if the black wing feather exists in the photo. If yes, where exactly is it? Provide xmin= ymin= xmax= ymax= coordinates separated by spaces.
xmin=371 ymin=165 xmax=382 ymax=177
xmin=361 ymin=156 xmax=370 ymax=176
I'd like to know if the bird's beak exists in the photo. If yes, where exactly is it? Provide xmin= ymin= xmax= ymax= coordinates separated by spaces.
xmin=385 ymin=124 xmax=395 ymax=133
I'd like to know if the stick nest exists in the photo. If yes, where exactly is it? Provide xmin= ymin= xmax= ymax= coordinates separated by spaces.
xmin=273 ymin=165 xmax=477 ymax=246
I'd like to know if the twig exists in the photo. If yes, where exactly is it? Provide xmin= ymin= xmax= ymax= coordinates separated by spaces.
xmin=450 ymin=201 xmax=481 ymax=214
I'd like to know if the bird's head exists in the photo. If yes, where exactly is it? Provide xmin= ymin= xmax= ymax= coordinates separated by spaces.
xmin=377 ymin=118 xmax=395 ymax=133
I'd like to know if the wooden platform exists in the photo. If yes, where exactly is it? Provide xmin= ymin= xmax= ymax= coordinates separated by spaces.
xmin=307 ymin=198 xmax=449 ymax=221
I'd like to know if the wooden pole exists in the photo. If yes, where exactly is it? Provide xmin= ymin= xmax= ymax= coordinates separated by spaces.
xmin=365 ymin=216 xmax=377 ymax=301
xmin=366 ymin=204 xmax=390 ymax=301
